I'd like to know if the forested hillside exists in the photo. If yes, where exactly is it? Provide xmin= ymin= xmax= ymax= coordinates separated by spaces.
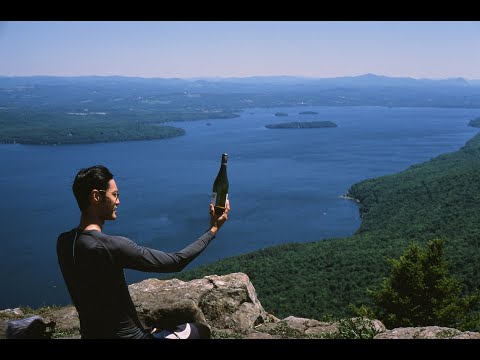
xmin=175 ymin=132 xmax=480 ymax=322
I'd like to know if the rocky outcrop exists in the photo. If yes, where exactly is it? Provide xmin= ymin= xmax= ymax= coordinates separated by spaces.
xmin=1 ymin=272 xmax=479 ymax=339
xmin=1 ymin=272 xmax=269 ymax=338
xmin=374 ymin=326 xmax=480 ymax=339
xmin=129 ymin=272 xmax=268 ymax=332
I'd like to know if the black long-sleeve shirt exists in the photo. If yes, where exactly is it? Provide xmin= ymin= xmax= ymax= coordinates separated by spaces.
xmin=56 ymin=228 xmax=216 ymax=339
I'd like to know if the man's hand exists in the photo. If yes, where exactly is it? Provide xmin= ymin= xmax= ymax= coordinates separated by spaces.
xmin=209 ymin=199 xmax=230 ymax=234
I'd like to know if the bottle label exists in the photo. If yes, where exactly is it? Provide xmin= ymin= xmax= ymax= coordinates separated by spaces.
xmin=211 ymin=192 xmax=217 ymax=206
xmin=211 ymin=193 xmax=228 ymax=208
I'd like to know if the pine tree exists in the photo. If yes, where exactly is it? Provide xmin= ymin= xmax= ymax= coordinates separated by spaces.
xmin=369 ymin=239 xmax=480 ymax=330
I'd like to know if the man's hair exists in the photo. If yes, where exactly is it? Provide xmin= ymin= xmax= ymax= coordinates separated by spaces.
xmin=72 ymin=165 xmax=114 ymax=213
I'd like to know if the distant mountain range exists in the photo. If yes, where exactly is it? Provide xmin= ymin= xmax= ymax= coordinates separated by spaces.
xmin=0 ymin=73 xmax=478 ymax=90
xmin=2 ymin=73 xmax=480 ymax=111
xmin=194 ymin=73 xmax=474 ymax=87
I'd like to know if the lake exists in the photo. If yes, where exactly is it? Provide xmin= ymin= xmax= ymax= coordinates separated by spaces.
xmin=0 ymin=105 xmax=478 ymax=310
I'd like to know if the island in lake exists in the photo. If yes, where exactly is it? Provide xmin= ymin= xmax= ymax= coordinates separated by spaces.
xmin=299 ymin=111 xmax=319 ymax=115
xmin=265 ymin=121 xmax=337 ymax=129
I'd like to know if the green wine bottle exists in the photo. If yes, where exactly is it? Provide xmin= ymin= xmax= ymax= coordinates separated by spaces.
xmin=211 ymin=153 xmax=229 ymax=215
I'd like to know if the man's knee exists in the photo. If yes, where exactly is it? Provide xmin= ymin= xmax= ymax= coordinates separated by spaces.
xmin=191 ymin=322 xmax=211 ymax=339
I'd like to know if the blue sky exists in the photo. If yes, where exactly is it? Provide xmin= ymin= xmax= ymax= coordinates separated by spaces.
xmin=1 ymin=21 xmax=480 ymax=79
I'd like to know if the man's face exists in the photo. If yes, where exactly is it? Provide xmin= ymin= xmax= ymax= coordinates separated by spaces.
xmin=99 ymin=179 xmax=120 ymax=221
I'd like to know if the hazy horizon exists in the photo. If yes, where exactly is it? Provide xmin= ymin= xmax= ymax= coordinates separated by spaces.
xmin=0 ymin=73 xmax=477 ymax=81
xmin=1 ymin=21 xmax=480 ymax=80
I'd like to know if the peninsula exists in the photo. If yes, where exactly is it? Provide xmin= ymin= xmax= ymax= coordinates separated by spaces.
xmin=468 ymin=117 xmax=480 ymax=128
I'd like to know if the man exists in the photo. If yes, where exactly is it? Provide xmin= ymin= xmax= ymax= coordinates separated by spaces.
xmin=56 ymin=165 xmax=230 ymax=339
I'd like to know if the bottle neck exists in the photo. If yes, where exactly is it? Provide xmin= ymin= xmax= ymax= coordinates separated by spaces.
xmin=221 ymin=154 xmax=228 ymax=166
xmin=218 ymin=163 xmax=227 ymax=174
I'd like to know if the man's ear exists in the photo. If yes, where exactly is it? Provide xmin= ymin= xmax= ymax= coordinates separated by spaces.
xmin=90 ymin=189 xmax=101 ymax=204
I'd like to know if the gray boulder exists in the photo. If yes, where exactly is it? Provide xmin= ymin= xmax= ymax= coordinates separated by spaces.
xmin=129 ymin=272 xmax=268 ymax=333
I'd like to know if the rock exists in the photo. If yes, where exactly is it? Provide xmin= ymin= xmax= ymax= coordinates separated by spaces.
xmin=0 ymin=308 xmax=24 ymax=317
xmin=46 ymin=306 xmax=79 ymax=335
xmin=374 ymin=326 xmax=480 ymax=339
xmin=243 ymin=330 xmax=281 ymax=339
xmin=0 ymin=308 xmax=26 ymax=338
xmin=368 ymin=319 xmax=387 ymax=333
xmin=129 ymin=272 xmax=268 ymax=333
xmin=252 ymin=316 xmax=386 ymax=339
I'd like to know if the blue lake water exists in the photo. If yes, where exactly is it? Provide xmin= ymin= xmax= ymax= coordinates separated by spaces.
xmin=0 ymin=106 xmax=479 ymax=309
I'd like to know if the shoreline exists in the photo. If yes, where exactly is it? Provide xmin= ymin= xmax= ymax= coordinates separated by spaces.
xmin=339 ymin=194 xmax=360 ymax=203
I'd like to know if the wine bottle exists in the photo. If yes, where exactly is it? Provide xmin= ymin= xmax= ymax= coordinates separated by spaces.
xmin=211 ymin=153 xmax=229 ymax=215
